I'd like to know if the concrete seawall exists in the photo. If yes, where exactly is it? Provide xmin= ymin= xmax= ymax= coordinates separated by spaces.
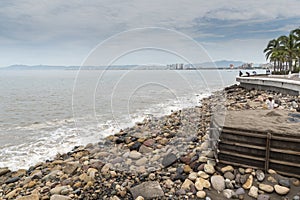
xmin=236 ymin=76 xmax=300 ymax=96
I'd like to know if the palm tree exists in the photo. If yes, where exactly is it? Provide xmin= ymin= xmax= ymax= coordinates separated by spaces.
xmin=291 ymin=28 xmax=300 ymax=69
xmin=264 ymin=39 xmax=280 ymax=71
xmin=278 ymin=33 xmax=298 ymax=72
xmin=264 ymin=27 xmax=300 ymax=73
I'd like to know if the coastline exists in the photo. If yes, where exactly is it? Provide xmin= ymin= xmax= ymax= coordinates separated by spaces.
xmin=1 ymin=84 xmax=300 ymax=199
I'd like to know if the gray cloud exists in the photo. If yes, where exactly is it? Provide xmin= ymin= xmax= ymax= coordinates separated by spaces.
xmin=0 ymin=0 xmax=299 ymax=66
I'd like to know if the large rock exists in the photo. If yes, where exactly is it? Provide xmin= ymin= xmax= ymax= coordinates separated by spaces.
xmin=274 ymin=184 xmax=290 ymax=195
xmin=211 ymin=175 xmax=225 ymax=192
xmin=130 ymin=181 xmax=164 ymax=199
xmin=162 ymin=153 xmax=177 ymax=168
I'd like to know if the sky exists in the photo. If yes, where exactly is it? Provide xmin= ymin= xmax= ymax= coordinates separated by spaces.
xmin=0 ymin=0 xmax=300 ymax=67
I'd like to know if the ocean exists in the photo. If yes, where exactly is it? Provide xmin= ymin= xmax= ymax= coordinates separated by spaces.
xmin=0 ymin=69 xmax=238 ymax=170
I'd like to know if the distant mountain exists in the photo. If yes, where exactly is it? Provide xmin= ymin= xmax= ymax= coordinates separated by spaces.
xmin=1 ymin=60 xmax=251 ymax=70
xmin=187 ymin=60 xmax=244 ymax=68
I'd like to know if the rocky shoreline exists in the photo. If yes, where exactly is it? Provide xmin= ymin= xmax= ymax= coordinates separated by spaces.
xmin=0 ymin=84 xmax=300 ymax=200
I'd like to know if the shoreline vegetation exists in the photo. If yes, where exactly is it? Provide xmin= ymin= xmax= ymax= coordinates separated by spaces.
xmin=264 ymin=27 xmax=300 ymax=74
xmin=0 ymin=84 xmax=300 ymax=199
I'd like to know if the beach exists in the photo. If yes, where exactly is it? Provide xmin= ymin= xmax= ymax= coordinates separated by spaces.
xmin=0 ymin=84 xmax=300 ymax=200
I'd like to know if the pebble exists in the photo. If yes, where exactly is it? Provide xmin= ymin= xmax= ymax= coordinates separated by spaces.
xmin=256 ymin=169 xmax=265 ymax=181
xmin=242 ymin=175 xmax=253 ymax=190
xmin=248 ymin=186 xmax=258 ymax=198
xmin=16 ymin=194 xmax=39 ymax=200
xmin=198 ymin=171 xmax=209 ymax=179
xmin=211 ymin=175 xmax=225 ymax=192
xmin=188 ymin=172 xmax=198 ymax=181
xmin=196 ymin=191 xmax=206 ymax=198
xmin=50 ymin=194 xmax=71 ymax=200
xmin=259 ymin=183 xmax=274 ymax=193
xmin=221 ymin=165 xmax=234 ymax=173
xmin=223 ymin=189 xmax=234 ymax=199
xmin=181 ymin=179 xmax=194 ymax=190
xmin=257 ymin=194 xmax=270 ymax=200
xmin=274 ymin=184 xmax=290 ymax=195
xmin=204 ymin=164 xmax=215 ymax=174
xmin=129 ymin=151 xmax=142 ymax=160
xmin=130 ymin=181 xmax=164 ymax=199
xmin=162 ymin=153 xmax=177 ymax=167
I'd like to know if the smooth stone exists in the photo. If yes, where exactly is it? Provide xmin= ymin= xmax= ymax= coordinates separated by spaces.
xmin=50 ymin=186 xmax=69 ymax=195
xmin=5 ymin=176 xmax=20 ymax=184
xmin=224 ymin=171 xmax=235 ymax=180
xmin=139 ymin=145 xmax=153 ymax=154
xmin=181 ymin=179 xmax=194 ymax=190
xmin=223 ymin=189 xmax=234 ymax=199
xmin=242 ymin=175 xmax=253 ymax=190
xmin=101 ymin=163 xmax=112 ymax=174
xmin=198 ymin=171 xmax=209 ymax=179
xmin=248 ymin=186 xmax=258 ymax=198
xmin=259 ymin=183 xmax=274 ymax=193
xmin=257 ymin=194 xmax=270 ymax=200
xmin=274 ymin=184 xmax=290 ymax=195
xmin=195 ymin=179 xmax=203 ymax=191
xmin=188 ymin=172 xmax=198 ymax=181
xmin=50 ymin=194 xmax=71 ymax=200
xmin=63 ymin=162 xmax=79 ymax=175
xmin=87 ymin=168 xmax=98 ymax=180
xmin=235 ymin=187 xmax=245 ymax=195
xmin=221 ymin=165 xmax=234 ymax=173
xmin=267 ymin=169 xmax=276 ymax=174
xmin=196 ymin=191 xmax=206 ymax=198
xmin=5 ymin=188 xmax=22 ymax=199
xmin=135 ymin=157 xmax=148 ymax=166
xmin=238 ymin=168 xmax=245 ymax=174
xmin=211 ymin=175 xmax=225 ymax=192
xmin=130 ymin=181 xmax=164 ymax=199
xmin=162 ymin=153 xmax=177 ymax=168
xmin=256 ymin=170 xmax=265 ymax=181
xmin=16 ymin=194 xmax=39 ymax=200
xmin=198 ymin=156 xmax=208 ymax=163
xmin=143 ymin=139 xmax=155 ymax=147
xmin=183 ymin=165 xmax=192 ymax=173
xmin=267 ymin=176 xmax=277 ymax=183
xmin=293 ymin=195 xmax=300 ymax=200
xmin=129 ymin=151 xmax=142 ymax=160
xmin=292 ymin=178 xmax=300 ymax=186
xmin=198 ymin=177 xmax=211 ymax=189
xmin=129 ymin=142 xmax=142 ymax=151
xmin=204 ymin=164 xmax=215 ymax=174
xmin=225 ymin=179 xmax=234 ymax=189
xmin=135 ymin=196 xmax=144 ymax=200
xmin=0 ymin=167 xmax=10 ymax=176
xmin=164 ymin=179 xmax=174 ymax=189
xmin=279 ymin=178 xmax=290 ymax=188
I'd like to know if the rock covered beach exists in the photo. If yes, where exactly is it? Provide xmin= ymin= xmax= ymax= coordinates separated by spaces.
xmin=0 ymin=84 xmax=300 ymax=200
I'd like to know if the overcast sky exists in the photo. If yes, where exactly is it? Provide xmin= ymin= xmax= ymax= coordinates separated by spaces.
xmin=0 ymin=0 xmax=300 ymax=67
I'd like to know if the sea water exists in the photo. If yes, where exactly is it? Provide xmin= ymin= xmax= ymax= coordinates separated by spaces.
xmin=0 ymin=69 xmax=238 ymax=170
